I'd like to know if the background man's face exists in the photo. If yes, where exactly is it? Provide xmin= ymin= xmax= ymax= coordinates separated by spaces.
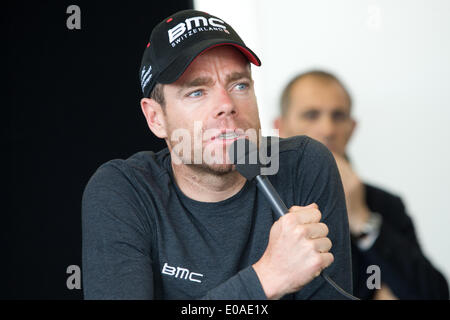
xmin=280 ymin=76 xmax=355 ymax=157
xmin=163 ymin=46 xmax=261 ymax=174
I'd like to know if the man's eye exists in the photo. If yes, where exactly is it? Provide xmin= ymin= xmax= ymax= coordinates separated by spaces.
xmin=332 ymin=111 xmax=348 ymax=122
xmin=302 ymin=110 xmax=319 ymax=120
xmin=188 ymin=90 xmax=203 ymax=97
xmin=235 ymin=82 xmax=249 ymax=91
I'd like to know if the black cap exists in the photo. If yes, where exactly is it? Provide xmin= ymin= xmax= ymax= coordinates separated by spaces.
xmin=139 ymin=9 xmax=261 ymax=98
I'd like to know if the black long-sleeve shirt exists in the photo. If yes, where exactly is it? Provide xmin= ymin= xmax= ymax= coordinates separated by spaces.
xmin=81 ymin=135 xmax=353 ymax=299
xmin=352 ymin=184 xmax=449 ymax=299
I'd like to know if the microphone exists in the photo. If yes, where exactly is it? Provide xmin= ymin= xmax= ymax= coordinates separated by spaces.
xmin=228 ymin=138 xmax=359 ymax=300
xmin=228 ymin=137 xmax=293 ymax=218
xmin=228 ymin=137 xmax=287 ymax=218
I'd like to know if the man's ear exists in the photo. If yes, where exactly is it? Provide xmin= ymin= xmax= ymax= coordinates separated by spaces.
xmin=350 ymin=118 xmax=357 ymax=136
xmin=347 ymin=118 xmax=357 ymax=142
xmin=273 ymin=116 xmax=285 ymax=138
xmin=273 ymin=117 xmax=280 ymax=130
xmin=140 ymin=98 xmax=168 ymax=139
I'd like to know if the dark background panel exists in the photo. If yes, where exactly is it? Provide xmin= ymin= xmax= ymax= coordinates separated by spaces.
xmin=3 ymin=0 xmax=193 ymax=299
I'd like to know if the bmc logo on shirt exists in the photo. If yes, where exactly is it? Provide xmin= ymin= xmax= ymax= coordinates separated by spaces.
xmin=161 ymin=262 xmax=204 ymax=283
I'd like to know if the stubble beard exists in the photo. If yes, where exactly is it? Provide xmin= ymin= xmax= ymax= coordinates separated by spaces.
xmin=177 ymin=143 xmax=235 ymax=176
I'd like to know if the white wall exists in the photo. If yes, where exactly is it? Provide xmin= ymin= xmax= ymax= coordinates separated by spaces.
xmin=195 ymin=0 xmax=450 ymax=284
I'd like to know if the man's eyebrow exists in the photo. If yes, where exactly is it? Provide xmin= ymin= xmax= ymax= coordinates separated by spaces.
xmin=226 ymin=71 xmax=252 ymax=83
xmin=300 ymin=107 xmax=320 ymax=112
xmin=177 ymin=71 xmax=252 ymax=95
xmin=176 ymin=77 xmax=214 ymax=95
xmin=332 ymin=108 xmax=349 ymax=113
xmin=182 ymin=77 xmax=214 ymax=89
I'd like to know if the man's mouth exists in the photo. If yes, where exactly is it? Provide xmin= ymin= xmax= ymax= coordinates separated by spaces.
xmin=214 ymin=131 xmax=241 ymax=140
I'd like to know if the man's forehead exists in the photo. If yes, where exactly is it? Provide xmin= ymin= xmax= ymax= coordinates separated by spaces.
xmin=295 ymin=104 xmax=350 ymax=112
xmin=293 ymin=77 xmax=344 ymax=94
xmin=291 ymin=90 xmax=350 ymax=112
xmin=291 ymin=80 xmax=350 ymax=109
xmin=174 ymin=46 xmax=251 ymax=84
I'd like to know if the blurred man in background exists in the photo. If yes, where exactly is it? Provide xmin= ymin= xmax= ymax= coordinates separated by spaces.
xmin=274 ymin=70 xmax=449 ymax=299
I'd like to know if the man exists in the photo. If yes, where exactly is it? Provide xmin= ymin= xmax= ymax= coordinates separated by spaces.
xmin=274 ymin=70 xmax=449 ymax=299
xmin=82 ymin=10 xmax=352 ymax=300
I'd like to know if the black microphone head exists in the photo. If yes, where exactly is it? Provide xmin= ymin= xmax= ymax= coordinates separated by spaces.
xmin=228 ymin=138 xmax=262 ymax=180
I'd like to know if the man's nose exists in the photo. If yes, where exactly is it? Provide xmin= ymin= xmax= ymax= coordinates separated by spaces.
xmin=213 ymin=88 xmax=237 ymax=119
xmin=317 ymin=115 xmax=337 ymax=140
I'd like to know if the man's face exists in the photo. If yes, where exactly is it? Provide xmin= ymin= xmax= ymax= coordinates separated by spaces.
xmin=162 ymin=46 xmax=261 ymax=174
xmin=279 ymin=76 xmax=355 ymax=157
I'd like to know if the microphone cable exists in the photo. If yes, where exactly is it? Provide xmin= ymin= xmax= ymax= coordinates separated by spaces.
xmin=321 ymin=273 xmax=359 ymax=300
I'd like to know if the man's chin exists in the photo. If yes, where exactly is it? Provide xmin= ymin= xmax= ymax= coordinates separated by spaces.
xmin=190 ymin=162 xmax=235 ymax=176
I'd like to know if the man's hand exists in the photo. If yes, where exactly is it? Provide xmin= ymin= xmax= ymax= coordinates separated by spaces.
xmin=373 ymin=283 xmax=398 ymax=300
xmin=252 ymin=203 xmax=334 ymax=300
xmin=332 ymin=153 xmax=371 ymax=235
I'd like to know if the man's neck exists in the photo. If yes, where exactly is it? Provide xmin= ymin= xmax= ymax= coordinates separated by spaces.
xmin=170 ymin=162 xmax=247 ymax=203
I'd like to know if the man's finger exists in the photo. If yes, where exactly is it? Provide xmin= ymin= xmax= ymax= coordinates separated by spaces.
xmin=312 ymin=237 xmax=332 ymax=253
xmin=289 ymin=208 xmax=321 ymax=224
xmin=308 ymin=222 xmax=329 ymax=239
xmin=321 ymin=252 xmax=334 ymax=269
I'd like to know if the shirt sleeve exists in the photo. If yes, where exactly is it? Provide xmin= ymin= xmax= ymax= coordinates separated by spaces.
xmin=293 ymin=137 xmax=354 ymax=299
xmin=82 ymin=162 xmax=154 ymax=299
xmin=199 ymin=266 xmax=268 ymax=300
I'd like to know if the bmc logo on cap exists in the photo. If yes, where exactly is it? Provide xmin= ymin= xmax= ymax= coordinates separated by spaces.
xmin=168 ymin=16 xmax=227 ymax=44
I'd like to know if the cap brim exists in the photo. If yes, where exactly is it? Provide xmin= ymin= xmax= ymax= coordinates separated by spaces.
xmin=158 ymin=39 xmax=261 ymax=84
